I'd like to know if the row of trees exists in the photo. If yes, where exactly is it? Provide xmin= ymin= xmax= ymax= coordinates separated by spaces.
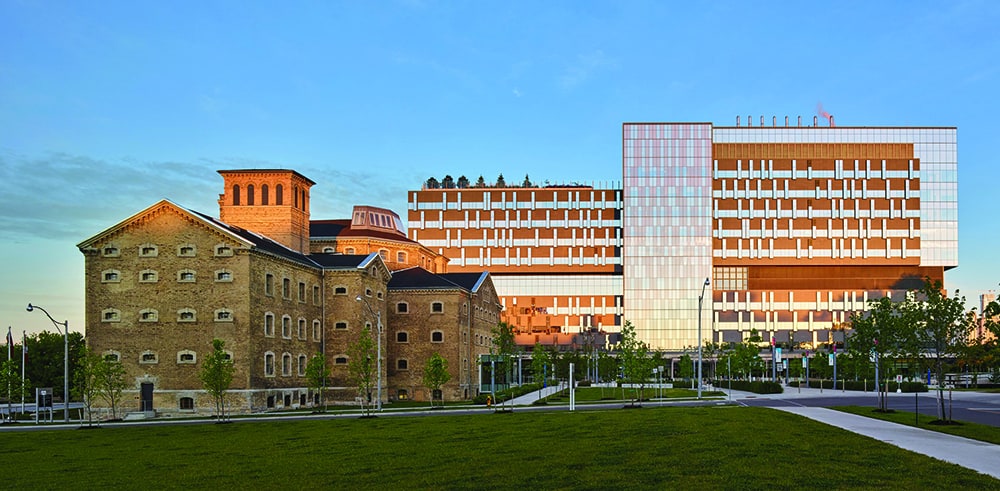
xmin=1 ymin=330 xmax=86 ymax=404
xmin=425 ymin=174 xmax=537 ymax=189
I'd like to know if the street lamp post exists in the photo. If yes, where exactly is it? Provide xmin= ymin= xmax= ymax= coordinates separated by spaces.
xmin=697 ymin=278 xmax=710 ymax=399
xmin=26 ymin=303 xmax=70 ymax=423
xmin=355 ymin=296 xmax=382 ymax=412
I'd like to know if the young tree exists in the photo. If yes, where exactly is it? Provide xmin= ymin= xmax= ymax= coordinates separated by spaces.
xmin=348 ymin=325 xmax=377 ymax=416
xmin=678 ymin=353 xmax=694 ymax=384
xmin=200 ymin=339 xmax=235 ymax=422
xmin=457 ymin=175 xmax=470 ymax=188
xmin=848 ymin=296 xmax=910 ymax=411
xmin=72 ymin=347 xmax=102 ymax=426
xmin=422 ymin=352 xmax=451 ymax=408
xmin=305 ymin=353 xmax=331 ymax=412
xmin=490 ymin=322 xmax=516 ymax=410
xmin=618 ymin=321 xmax=652 ymax=404
xmin=530 ymin=342 xmax=551 ymax=387
xmin=475 ymin=175 xmax=486 ymax=188
xmin=906 ymin=278 xmax=972 ymax=421
xmin=496 ymin=173 xmax=506 ymax=188
xmin=97 ymin=357 xmax=128 ymax=420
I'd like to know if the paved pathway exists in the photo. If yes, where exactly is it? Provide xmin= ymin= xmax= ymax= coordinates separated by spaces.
xmin=508 ymin=383 xmax=566 ymax=406
xmin=775 ymin=405 xmax=1000 ymax=480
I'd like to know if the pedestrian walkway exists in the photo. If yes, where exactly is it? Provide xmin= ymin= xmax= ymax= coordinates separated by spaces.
xmin=508 ymin=384 xmax=567 ymax=406
xmin=775 ymin=405 xmax=1000 ymax=480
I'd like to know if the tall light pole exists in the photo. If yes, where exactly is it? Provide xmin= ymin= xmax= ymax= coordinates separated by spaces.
xmin=26 ymin=303 xmax=69 ymax=422
xmin=355 ymin=296 xmax=382 ymax=412
xmin=697 ymin=278 xmax=710 ymax=399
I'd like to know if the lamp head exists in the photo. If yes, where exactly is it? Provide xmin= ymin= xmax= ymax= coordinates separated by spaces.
xmin=355 ymin=295 xmax=362 ymax=302
xmin=704 ymin=278 xmax=710 ymax=286
xmin=26 ymin=303 xmax=34 ymax=312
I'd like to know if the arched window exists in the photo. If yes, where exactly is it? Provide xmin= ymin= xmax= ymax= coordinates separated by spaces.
xmin=282 ymin=353 xmax=292 ymax=376
xmin=298 ymin=355 xmax=307 ymax=376
xmin=247 ymin=184 xmax=255 ymax=205
xmin=179 ymin=397 xmax=195 ymax=410
xmin=397 ymin=359 xmax=408 ymax=370
xmin=301 ymin=189 xmax=307 ymax=210
xmin=431 ymin=331 xmax=444 ymax=343
xmin=344 ymin=247 xmax=355 ymax=254
xmin=233 ymin=185 xmax=240 ymax=205
xmin=261 ymin=184 xmax=269 ymax=205
xmin=396 ymin=251 xmax=407 ymax=263
xmin=396 ymin=332 xmax=408 ymax=343
xmin=431 ymin=302 xmax=444 ymax=313
xmin=276 ymin=184 xmax=283 ymax=205
xmin=264 ymin=352 xmax=275 ymax=376
xmin=294 ymin=185 xmax=299 ymax=208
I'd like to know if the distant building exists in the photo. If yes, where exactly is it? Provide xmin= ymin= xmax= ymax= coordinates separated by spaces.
xmin=977 ymin=292 xmax=998 ymax=344
xmin=78 ymin=169 xmax=499 ymax=416
xmin=408 ymin=179 xmax=623 ymax=342
xmin=408 ymin=119 xmax=959 ymax=352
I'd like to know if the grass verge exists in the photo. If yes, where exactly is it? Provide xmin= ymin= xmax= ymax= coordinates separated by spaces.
xmin=538 ymin=387 xmax=725 ymax=404
xmin=832 ymin=405 xmax=1000 ymax=445
xmin=4 ymin=406 xmax=999 ymax=489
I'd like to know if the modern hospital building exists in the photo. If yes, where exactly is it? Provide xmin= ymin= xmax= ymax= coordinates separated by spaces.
xmin=408 ymin=117 xmax=958 ymax=351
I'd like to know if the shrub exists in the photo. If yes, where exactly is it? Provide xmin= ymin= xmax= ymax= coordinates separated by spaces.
xmin=715 ymin=380 xmax=782 ymax=394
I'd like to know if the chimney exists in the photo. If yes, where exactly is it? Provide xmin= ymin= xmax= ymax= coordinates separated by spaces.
xmin=785 ymin=116 xmax=789 ymax=127
xmin=829 ymin=115 xmax=835 ymax=127
xmin=760 ymin=115 xmax=764 ymax=126
xmin=736 ymin=115 xmax=741 ymax=127
xmin=748 ymin=115 xmax=753 ymax=127
xmin=813 ymin=115 xmax=818 ymax=126
xmin=772 ymin=116 xmax=777 ymax=127
xmin=798 ymin=116 xmax=802 ymax=127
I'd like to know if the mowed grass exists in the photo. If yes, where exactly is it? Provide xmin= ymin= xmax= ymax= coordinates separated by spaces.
xmin=5 ymin=407 xmax=999 ymax=489
xmin=541 ymin=387 xmax=726 ymax=403
xmin=834 ymin=405 xmax=1000 ymax=445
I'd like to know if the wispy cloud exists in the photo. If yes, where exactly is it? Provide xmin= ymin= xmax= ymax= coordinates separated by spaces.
xmin=0 ymin=151 xmax=220 ymax=242
xmin=560 ymin=50 xmax=616 ymax=89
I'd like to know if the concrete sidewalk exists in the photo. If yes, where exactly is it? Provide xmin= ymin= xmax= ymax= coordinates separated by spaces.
xmin=508 ymin=384 xmax=567 ymax=406
xmin=775 ymin=405 xmax=1000 ymax=480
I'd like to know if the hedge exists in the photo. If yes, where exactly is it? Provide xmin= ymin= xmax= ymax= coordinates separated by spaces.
xmin=714 ymin=380 xmax=783 ymax=394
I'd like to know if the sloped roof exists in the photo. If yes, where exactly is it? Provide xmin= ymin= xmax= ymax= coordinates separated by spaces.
xmin=310 ymin=253 xmax=378 ymax=269
xmin=388 ymin=267 xmax=490 ymax=293
xmin=310 ymin=219 xmax=418 ymax=243
xmin=190 ymin=210 xmax=317 ymax=267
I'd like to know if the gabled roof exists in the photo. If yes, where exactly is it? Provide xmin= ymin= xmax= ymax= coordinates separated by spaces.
xmin=388 ymin=267 xmax=490 ymax=293
xmin=77 ymin=199 xmax=256 ymax=251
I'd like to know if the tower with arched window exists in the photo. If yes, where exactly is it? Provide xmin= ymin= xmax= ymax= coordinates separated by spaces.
xmin=217 ymin=169 xmax=315 ymax=254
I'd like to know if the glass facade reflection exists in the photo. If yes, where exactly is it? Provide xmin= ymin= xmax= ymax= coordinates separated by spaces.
xmin=623 ymin=123 xmax=713 ymax=349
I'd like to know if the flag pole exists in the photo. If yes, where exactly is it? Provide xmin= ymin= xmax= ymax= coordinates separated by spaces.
xmin=6 ymin=326 xmax=11 ymax=422
xmin=21 ymin=331 xmax=26 ymax=415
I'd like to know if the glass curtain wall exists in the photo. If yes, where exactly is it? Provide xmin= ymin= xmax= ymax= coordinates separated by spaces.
xmin=623 ymin=123 xmax=713 ymax=350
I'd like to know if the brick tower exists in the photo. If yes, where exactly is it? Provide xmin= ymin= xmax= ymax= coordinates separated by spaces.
xmin=218 ymin=169 xmax=315 ymax=254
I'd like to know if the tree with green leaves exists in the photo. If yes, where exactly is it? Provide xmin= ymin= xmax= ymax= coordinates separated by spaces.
xmin=530 ymin=342 xmax=551 ymax=389
xmin=305 ymin=353 xmax=331 ymax=412
xmin=422 ymin=352 xmax=451 ymax=407
xmin=490 ymin=322 xmax=516 ymax=410
xmin=97 ymin=356 xmax=128 ymax=420
xmin=73 ymin=347 xmax=103 ymax=426
xmin=905 ymin=278 xmax=972 ymax=421
xmin=199 ymin=339 xmax=235 ymax=421
xmin=848 ymin=295 xmax=910 ymax=411
xmin=678 ymin=353 xmax=694 ymax=385
xmin=618 ymin=321 xmax=653 ymax=404
xmin=1 ymin=359 xmax=25 ymax=422
xmin=348 ymin=325 xmax=377 ymax=416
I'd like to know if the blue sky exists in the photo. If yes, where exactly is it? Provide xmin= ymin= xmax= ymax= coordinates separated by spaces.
xmin=2 ymin=0 xmax=998 ymax=335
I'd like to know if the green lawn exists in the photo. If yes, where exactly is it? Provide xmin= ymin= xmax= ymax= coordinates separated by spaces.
xmin=539 ymin=386 xmax=726 ymax=404
xmin=833 ymin=405 xmax=1000 ymax=445
xmin=5 ymin=406 xmax=999 ymax=489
